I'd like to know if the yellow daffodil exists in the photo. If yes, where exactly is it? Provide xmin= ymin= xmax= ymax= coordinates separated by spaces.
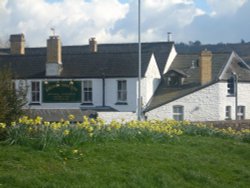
xmin=34 ymin=116 xmax=43 ymax=125
xmin=11 ymin=122 xmax=16 ymax=127
xmin=44 ymin=121 xmax=50 ymax=127
xmin=63 ymin=129 xmax=70 ymax=136
xmin=0 ymin=123 xmax=6 ymax=129
xmin=90 ymin=118 xmax=96 ymax=125
xmin=68 ymin=114 xmax=75 ymax=121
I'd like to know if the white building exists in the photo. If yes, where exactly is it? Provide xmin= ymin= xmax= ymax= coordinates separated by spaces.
xmin=145 ymin=51 xmax=250 ymax=121
xmin=0 ymin=34 xmax=250 ymax=122
xmin=0 ymin=34 xmax=173 ymax=122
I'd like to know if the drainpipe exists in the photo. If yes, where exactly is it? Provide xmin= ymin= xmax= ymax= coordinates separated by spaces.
xmin=102 ymin=73 xmax=106 ymax=107
xmin=234 ymin=73 xmax=238 ymax=120
xmin=137 ymin=0 xmax=142 ymax=121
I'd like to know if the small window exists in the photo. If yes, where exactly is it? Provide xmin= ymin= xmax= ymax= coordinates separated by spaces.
xmin=83 ymin=80 xmax=92 ymax=103
xmin=173 ymin=105 xmax=184 ymax=121
xmin=31 ymin=81 xmax=40 ymax=103
xmin=168 ymin=75 xmax=181 ymax=86
xmin=117 ymin=80 xmax=127 ymax=102
xmin=225 ymin=106 xmax=231 ymax=120
xmin=237 ymin=106 xmax=245 ymax=120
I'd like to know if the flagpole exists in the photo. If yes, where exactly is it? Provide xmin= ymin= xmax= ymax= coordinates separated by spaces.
xmin=138 ymin=0 xmax=142 ymax=121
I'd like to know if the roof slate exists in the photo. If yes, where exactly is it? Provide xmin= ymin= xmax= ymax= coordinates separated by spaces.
xmin=0 ymin=42 xmax=173 ymax=78
xmin=219 ymin=53 xmax=250 ymax=81
xmin=24 ymin=109 xmax=99 ymax=122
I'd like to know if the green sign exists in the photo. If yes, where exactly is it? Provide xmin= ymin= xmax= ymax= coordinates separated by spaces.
xmin=42 ymin=81 xmax=81 ymax=103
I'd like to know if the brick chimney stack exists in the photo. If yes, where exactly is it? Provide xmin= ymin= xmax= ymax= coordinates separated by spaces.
xmin=47 ymin=36 xmax=62 ymax=64
xmin=46 ymin=36 xmax=62 ymax=76
xmin=10 ymin=34 xmax=25 ymax=55
xmin=200 ymin=49 xmax=212 ymax=85
xmin=89 ymin=37 xmax=97 ymax=53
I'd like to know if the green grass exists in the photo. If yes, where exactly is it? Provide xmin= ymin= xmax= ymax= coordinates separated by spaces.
xmin=0 ymin=136 xmax=249 ymax=188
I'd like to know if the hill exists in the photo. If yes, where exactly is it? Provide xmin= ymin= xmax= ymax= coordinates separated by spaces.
xmin=175 ymin=42 xmax=250 ymax=63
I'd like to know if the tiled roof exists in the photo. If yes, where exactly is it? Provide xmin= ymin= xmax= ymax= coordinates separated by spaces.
xmin=24 ymin=109 xmax=89 ymax=122
xmin=0 ymin=52 xmax=152 ymax=79
xmin=219 ymin=52 xmax=250 ymax=82
xmin=24 ymin=107 xmax=117 ymax=122
xmin=145 ymin=53 xmax=233 ymax=111
xmin=0 ymin=42 xmax=173 ymax=78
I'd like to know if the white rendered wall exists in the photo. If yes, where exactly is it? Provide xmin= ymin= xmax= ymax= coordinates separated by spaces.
xmin=98 ymin=112 xmax=137 ymax=123
xmin=105 ymin=78 xmax=137 ymax=112
xmin=46 ymin=63 xmax=62 ymax=76
xmin=162 ymin=45 xmax=177 ymax=74
xmin=21 ymin=78 xmax=138 ymax=112
xmin=146 ymin=83 xmax=220 ymax=121
xmin=147 ymin=82 xmax=250 ymax=121
xmin=141 ymin=55 xmax=161 ymax=107
xmin=220 ymin=82 xmax=250 ymax=120
xmin=98 ymin=82 xmax=250 ymax=122
xmin=238 ymin=83 xmax=250 ymax=119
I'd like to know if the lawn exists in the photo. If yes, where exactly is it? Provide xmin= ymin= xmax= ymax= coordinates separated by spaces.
xmin=0 ymin=135 xmax=249 ymax=188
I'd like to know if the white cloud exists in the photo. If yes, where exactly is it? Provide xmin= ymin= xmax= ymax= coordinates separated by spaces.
xmin=0 ymin=0 xmax=129 ymax=46
xmin=112 ymin=0 xmax=204 ymax=42
xmin=206 ymin=0 xmax=247 ymax=16
xmin=181 ymin=0 xmax=250 ymax=43
xmin=0 ymin=0 xmax=250 ymax=46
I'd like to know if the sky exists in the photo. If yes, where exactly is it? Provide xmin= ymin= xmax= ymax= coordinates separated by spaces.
xmin=0 ymin=0 xmax=249 ymax=47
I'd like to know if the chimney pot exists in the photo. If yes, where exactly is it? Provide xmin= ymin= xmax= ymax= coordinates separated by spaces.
xmin=167 ymin=32 xmax=172 ymax=42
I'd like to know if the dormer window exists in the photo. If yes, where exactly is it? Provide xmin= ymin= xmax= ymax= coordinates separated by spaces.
xmin=168 ymin=74 xmax=182 ymax=86
xmin=165 ymin=69 xmax=188 ymax=87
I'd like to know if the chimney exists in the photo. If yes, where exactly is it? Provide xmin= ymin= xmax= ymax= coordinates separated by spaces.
xmin=10 ymin=34 xmax=25 ymax=55
xmin=200 ymin=49 xmax=212 ymax=85
xmin=47 ymin=36 xmax=62 ymax=64
xmin=89 ymin=37 xmax=97 ymax=52
xmin=46 ymin=35 xmax=62 ymax=76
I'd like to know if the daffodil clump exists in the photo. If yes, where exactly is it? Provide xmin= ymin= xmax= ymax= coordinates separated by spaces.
xmin=179 ymin=122 xmax=250 ymax=142
xmin=0 ymin=115 xmax=249 ymax=149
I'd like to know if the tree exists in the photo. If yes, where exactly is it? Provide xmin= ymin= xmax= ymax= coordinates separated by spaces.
xmin=0 ymin=37 xmax=9 ymax=48
xmin=193 ymin=40 xmax=202 ymax=46
xmin=0 ymin=67 xmax=27 ymax=124
xmin=241 ymin=39 xmax=245 ymax=44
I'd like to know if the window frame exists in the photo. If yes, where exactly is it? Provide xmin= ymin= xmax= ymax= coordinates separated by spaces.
xmin=225 ymin=106 xmax=232 ymax=120
xmin=173 ymin=105 xmax=184 ymax=121
xmin=237 ymin=106 xmax=245 ymax=120
xmin=117 ymin=80 xmax=127 ymax=103
xmin=31 ymin=81 xmax=41 ymax=104
xmin=82 ymin=80 xmax=93 ymax=104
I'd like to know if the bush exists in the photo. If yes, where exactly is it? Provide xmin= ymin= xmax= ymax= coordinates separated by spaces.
xmin=0 ymin=67 xmax=27 ymax=124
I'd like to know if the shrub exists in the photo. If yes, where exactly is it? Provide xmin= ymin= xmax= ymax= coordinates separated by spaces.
xmin=0 ymin=67 xmax=27 ymax=124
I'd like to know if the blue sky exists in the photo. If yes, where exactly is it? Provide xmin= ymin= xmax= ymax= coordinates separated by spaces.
xmin=46 ymin=0 xmax=129 ymax=3
xmin=1 ymin=0 xmax=249 ymax=46
xmin=45 ymin=0 xmax=211 ymax=12
xmin=194 ymin=0 xmax=211 ymax=12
